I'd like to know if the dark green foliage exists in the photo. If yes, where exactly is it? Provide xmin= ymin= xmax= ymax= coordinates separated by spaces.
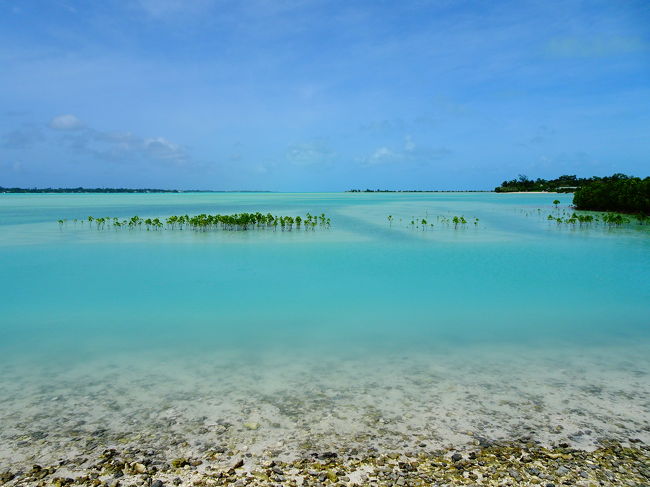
xmin=548 ymin=213 xmax=597 ymax=225
xmin=494 ymin=174 xmax=589 ymax=193
xmin=347 ymin=189 xmax=491 ymax=192
xmin=66 ymin=212 xmax=330 ymax=232
xmin=573 ymin=174 xmax=650 ymax=215
xmin=394 ymin=214 xmax=474 ymax=230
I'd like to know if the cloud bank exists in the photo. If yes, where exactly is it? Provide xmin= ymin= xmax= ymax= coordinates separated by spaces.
xmin=49 ymin=114 xmax=84 ymax=131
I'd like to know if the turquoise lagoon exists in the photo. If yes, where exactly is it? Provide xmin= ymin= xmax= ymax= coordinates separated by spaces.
xmin=1 ymin=192 xmax=649 ymax=466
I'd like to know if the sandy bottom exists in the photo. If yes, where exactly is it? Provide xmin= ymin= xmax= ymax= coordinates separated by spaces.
xmin=1 ymin=344 xmax=649 ymax=485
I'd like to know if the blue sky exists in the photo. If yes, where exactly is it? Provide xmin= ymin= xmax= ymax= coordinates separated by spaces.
xmin=1 ymin=0 xmax=649 ymax=190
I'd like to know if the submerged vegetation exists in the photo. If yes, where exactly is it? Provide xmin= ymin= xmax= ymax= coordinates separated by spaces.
xmin=57 ymin=212 xmax=331 ymax=232
xmin=388 ymin=214 xmax=480 ymax=230
xmin=544 ymin=204 xmax=648 ymax=227
xmin=507 ymin=199 xmax=648 ymax=231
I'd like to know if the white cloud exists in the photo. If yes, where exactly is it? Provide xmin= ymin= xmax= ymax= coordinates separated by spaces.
xmin=286 ymin=141 xmax=335 ymax=166
xmin=253 ymin=163 xmax=269 ymax=174
xmin=49 ymin=114 xmax=84 ymax=131
xmin=362 ymin=136 xmax=450 ymax=166
xmin=404 ymin=135 xmax=415 ymax=152
xmin=144 ymin=137 xmax=185 ymax=160
xmin=58 ymin=128 xmax=190 ymax=166
xmin=1 ymin=125 xmax=44 ymax=149
xmin=365 ymin=146 xmax=402 ymax=165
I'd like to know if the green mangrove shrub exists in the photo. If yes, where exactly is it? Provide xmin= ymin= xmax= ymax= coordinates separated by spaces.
xmin=61 ymin=212 xmax=331 ymax=232
xmin=546 ymin=211 xmax=634 ymax=226
xmin=389 ymin=214 xmax=478 ymax=230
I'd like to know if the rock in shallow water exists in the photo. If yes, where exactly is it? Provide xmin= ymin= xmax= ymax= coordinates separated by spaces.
xmin=0 ymin=472 xmax=16 ymax=483
xmin=556 ymin=466 xmax=569 ymax=475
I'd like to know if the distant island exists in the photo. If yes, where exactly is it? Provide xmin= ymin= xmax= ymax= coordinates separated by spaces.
xmin=346 ymin=189 xmax=491 ymax=193
xmin=496 ymin=173 xmax=649 ymax=215
xmin=0 ymin=187 xmax=271 ymax=194
xmin=494 ymin=174 xmax=590 ymax=193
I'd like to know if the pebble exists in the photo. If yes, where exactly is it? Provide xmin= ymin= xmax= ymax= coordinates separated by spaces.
xmin=3 ymin=437 xmax=649 ymax=487
xmin=556 ymin=466 xmax=569 ymax=475
xmin=509 ymin=468 xmax=522 ymax=480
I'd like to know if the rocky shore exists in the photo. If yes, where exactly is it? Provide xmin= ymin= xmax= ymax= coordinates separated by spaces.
xmin=2 ymin=347 xmax=649 ymax=486
xmin=1 ymin=438 xmax=649 ymax=487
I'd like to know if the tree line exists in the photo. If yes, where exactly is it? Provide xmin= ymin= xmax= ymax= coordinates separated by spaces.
xmin=494 ymin=174 xmax=591 ymax=192
xmin=495 ymin=173 xmax=649 ymax=215
xmin=573 ymin=174 xmax=649 ymax=215
xmin=347 ymin=189 xmax=490 ymax=193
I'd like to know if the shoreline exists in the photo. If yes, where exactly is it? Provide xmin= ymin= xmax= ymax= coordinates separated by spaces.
xmin=2 ymin=346 xmax=649 ymax=485
xmin=2 ymin=438 xmax=648 ymax=486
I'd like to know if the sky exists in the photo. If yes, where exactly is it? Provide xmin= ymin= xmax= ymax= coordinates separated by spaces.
xmin=1 ymin=0 xmax=649 ymax=191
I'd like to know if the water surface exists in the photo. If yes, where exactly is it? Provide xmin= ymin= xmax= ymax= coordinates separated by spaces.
xmin=1 ymin=192 xmax=649 ymax=468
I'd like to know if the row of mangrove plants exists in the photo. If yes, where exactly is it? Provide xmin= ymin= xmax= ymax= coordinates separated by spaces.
xmin=545 ymin=200 xmax=649 ymax=226
xmin=546 ymin=212 xmax=647 ymax=226
xmin=387 ymin=214 xmax=479 ymax=230
xmin=57 ymin=212 xmax=331 ymax=231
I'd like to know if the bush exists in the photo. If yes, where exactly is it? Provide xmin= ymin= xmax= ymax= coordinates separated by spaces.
xmin=573 ymin=174 xmax=650 ymax=215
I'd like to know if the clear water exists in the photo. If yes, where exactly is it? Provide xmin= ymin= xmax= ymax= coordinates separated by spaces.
xmin=2 ymin=192 xmax=648 ymax=356
xmin=1 ymin=192 xmax=649 ymax=465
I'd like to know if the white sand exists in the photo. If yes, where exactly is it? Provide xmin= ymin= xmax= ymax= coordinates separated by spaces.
xmin=1 ymin=344 xmax=648 ymax=471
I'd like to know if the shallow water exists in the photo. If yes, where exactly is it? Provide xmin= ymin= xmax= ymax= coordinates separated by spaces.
xmin=1 ymin=192 xmax=649 ymax=469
